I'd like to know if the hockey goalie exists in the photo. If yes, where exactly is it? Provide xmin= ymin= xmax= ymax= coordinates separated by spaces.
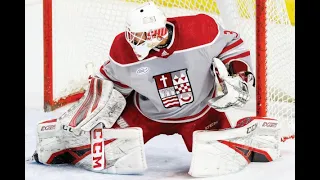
xmin=31 ymin=1 xmax=281 ymax=177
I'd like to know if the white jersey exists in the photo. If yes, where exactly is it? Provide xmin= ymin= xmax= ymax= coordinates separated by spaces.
xmin=96 ymin=14 xmax=253 ymax=123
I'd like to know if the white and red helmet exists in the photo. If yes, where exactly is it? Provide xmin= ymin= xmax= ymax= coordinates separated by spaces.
xmin=125 ymin=1 xmax=168 ymax=60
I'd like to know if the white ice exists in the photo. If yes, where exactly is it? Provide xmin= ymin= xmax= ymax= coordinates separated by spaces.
xmin=25 ymin=1 xmax=295 ymax=180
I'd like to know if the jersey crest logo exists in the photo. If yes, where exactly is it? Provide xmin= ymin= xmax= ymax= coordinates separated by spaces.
xmin=153 ymin=69 xmax=194 ymax=108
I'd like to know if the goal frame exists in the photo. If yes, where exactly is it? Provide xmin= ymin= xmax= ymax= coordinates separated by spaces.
xmin=43 ymin=0 xmax=85 ymax=111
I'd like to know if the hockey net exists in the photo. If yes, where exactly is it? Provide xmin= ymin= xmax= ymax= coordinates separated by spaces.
xmin=43 ymin=0 xmax=295 ymax=141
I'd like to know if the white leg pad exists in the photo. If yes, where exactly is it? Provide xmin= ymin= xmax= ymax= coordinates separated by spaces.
xmin=189 ymin=117 xmax=281 ymax=177
xmin=189 ymin=136 xmax=249 ymax=177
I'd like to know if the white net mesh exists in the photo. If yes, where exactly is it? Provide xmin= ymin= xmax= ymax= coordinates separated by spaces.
xmin=48 ymin=0 xmax=295 ymax=140
xmin=213 ymin=0 xmax=295 ymax=139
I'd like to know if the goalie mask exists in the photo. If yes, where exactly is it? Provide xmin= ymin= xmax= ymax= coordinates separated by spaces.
xmin=125 ymin=1 xmax=168 ymax=60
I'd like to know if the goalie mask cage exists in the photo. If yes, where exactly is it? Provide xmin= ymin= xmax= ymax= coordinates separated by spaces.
xmin=43 ymin=0 xmax=295 ymax=141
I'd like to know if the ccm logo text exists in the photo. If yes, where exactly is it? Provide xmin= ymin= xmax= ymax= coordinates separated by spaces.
xmin=92 ymin=129 xmax=105 ymax=170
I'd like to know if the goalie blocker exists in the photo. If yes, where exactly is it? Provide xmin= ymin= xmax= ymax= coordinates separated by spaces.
xmin=31 ymin=77 xmax=280 ymax=177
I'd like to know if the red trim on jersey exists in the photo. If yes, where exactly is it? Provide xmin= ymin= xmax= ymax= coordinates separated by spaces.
xmin=113 ymin=81 xmax=130 ymax=89
xmin=99 ymin=65 xmax=109 ymax=79
xmin=222 ymin=51 xmax=251 ymax=65
xmin=134 ymin=90 xmax=216 ymax=122
xmin=220 ymin=39 xmax=243 ymax=54
xmin=99 ymin=65 xmax=130 ymax=88
xmin=164 ymin=106 xmax=211 ymax=121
